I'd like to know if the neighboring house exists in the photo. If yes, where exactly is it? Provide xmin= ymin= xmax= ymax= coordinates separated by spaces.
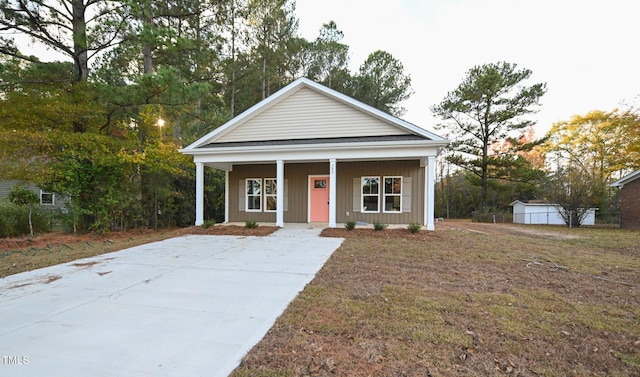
xmin=510 ymin=200 xmax=597 ymax=226
xmin=180 ymin=77 xmax=449 ymax=230
xmin=0 ymin=180 xmax=60 ymax=208
xmin=609 ymin=169 xmax=640 ymax=229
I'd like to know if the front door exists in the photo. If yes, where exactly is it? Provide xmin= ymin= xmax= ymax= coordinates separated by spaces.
xmin=309 ymin=176 xmax=329 ymax=222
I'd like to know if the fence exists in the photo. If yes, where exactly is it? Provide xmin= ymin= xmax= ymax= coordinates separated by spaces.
xmin=475 ymin=210 xmax=621 ymax=227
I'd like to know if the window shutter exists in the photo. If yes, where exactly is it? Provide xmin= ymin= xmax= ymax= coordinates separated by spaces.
xmin=284 ymin=179 xmax=288 ymax=212
xmin=238 ymin=180 xmax=245 ymax=211
xmin=402 ymin=177 xmax=412 ymax=212
xmin=352 ymin=178 xmax=361 ymax=213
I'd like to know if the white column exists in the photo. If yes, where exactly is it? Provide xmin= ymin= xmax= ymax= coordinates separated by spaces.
xmin=195 ymin=162 xmax=204 ymax=226
xmin=424 ymin=156 xmax=436 ymax=231
xmin=224 ymin=170 xmax=229 ymax=223
xmin=276 ymin=160 xmax=284 ymax=227
xmin=329 ymin=158 xmax=337 ymax=228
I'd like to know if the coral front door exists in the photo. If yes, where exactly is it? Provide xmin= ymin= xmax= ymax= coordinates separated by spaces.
xmin=309 ymin=176 xmax=329 ymax=222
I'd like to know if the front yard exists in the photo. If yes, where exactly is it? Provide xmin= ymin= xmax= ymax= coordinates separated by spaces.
xmin=232 ymin=221 xmax=640 ymax=377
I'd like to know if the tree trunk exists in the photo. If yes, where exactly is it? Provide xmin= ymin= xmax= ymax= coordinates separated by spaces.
xmin=72 ymin=0 xmax=89 ymax=82
xmin=143 ymin=1 xmax=154 ymax=74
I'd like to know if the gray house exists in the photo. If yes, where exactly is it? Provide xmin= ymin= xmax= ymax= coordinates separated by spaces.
xmin=0 ymin=180 xmax=59 ymax=207
xmin=180 ymin=78 xmax=448 ymax=230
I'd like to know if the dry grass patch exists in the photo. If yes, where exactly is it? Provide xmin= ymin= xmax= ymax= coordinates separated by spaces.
xmin=0 ymin=225 xmax=278 ymax=278
xmin=232 ymin=223 xmax=640 ymax=377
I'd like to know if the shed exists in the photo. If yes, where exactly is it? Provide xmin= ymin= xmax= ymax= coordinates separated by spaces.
xmin=510 ymin=200 xmax=596 ymax=225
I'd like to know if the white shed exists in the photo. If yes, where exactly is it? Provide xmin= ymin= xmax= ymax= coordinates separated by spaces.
xmin=510 ymin=200 xmax=596 ymax=225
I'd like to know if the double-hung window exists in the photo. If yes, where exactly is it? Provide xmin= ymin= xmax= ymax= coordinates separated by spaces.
xmin=360 ymin=176 xmax=403 ymax=214
xmin=264 ymin=178 xmax=277 ymax=212
xmin=246 ymin=179 xmax=262 ymax=211
xmin=361 ymin=177 xmax=380 ymax=212
xmin=383 ymin=176 xmax=402 ymax=213
xmin=40 ymin=191 xmax=55 ymax=206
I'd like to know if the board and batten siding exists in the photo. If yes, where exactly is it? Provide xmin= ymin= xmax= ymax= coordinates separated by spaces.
xmin=336 ymin=160 xmax=424 ymax=225
xmin=227 ymin=160 xmax=425 ymax=225
xmin=216 ymin=87 xmax=411 ymax=143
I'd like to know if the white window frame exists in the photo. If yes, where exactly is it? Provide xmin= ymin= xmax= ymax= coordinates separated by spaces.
xmin=40 ymin=190 xmax=55 ymax=206
xmin=361 ymin=176 xmax=380 ymax=213
xmin=264 ymin=178 xmax=277 ymax=212
xmin=383 ymin=176 xmax=402 ymax=213
xmin=245 ymin=178 xmax=262 ymax=212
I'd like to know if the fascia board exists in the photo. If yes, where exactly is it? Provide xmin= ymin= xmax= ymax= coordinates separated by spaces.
xmin=609 ymin=168 xmax=640 ymax=187
xmin=183 ymin=78 xmax=447 ymax=150
xmin=189 ymin=141 xmax=448 ymax=164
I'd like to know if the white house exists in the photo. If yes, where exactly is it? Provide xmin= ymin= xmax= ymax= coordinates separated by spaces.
xmin=510 ymin=200 xmax=597 ymax=225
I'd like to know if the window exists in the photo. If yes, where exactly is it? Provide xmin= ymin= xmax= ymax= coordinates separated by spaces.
xmin=361 ymin=177 xmax=380 ymax=212
xmin=314 ymin=179 xmax=326 ymax=189
xmin=383 ymin=177 xmax=402 ymax=213
xmin=40 ymin=191 xmax=55 ymax=206
xmin=246 ymin=179 xmax=261 ymax=211
xmin=264 ymin=178 xmax=277 ymax=212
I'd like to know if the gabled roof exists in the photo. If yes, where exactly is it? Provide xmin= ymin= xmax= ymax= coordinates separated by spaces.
xmin=509 ymin=199 xmax=553 ymax=206
xmin=610 ymin=169 xmax=640 ymax=187
xmin=182 ymin=77 xmax=446 ymax=151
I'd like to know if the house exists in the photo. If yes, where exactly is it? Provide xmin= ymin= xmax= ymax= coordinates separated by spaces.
xmin=0 ymin=180 xmax=60 ymax=208
xmin=510 ymin=200 xmax=596 ymax=226
xmin=609 ymin=169 xmax=640 ymax=229
xmin=180 ymin=77 xmax=449 ymax=230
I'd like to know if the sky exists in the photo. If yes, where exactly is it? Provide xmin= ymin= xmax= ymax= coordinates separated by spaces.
xmin=295 ymin=0 xmax=640 ymax=137
xmin=12 ymin=0 xmax=638 ymax=138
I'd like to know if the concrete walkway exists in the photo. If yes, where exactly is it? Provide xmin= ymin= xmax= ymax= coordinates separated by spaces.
xmin=0 ymin=225 xmax=343 ymax=377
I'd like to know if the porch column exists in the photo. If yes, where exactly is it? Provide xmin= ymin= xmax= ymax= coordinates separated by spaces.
xmin=424 ymin=156 xmax=436 ymax=231
xmin=224 ymin=170 xmax=229 ymax=223
xmin=276 ymin=160 xmax=284 ymax=227
xmin=329 ymin=158 xmax=337 ymax=228
xmin=195 ymin=162 xmax=204 ymax=226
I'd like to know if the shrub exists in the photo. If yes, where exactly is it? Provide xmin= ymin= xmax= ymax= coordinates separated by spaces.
xmin=202 ymin=219 xmax=215 ymax=229
xmin=407 ymin=222 xmax=422 ymax=233
xmin=0 ymin=201 xmax=48 ymax=238
xmin=373 ymin=221 xmax=388 ymax=231
xmin=345 ymin=221 xmax=356 ymax=231
xmin=245 ymin=220 xmax=259 ymax=229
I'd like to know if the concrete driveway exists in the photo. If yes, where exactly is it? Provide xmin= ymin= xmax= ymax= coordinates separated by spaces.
xmin=0 ymin=225 xmax=343 ymax=377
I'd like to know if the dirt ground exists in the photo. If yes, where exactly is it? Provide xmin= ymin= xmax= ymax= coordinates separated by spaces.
xmin=0 ymin=224 xmax=279 ymax=278
xmin=0 ymin=225 xmax=279 ymax=253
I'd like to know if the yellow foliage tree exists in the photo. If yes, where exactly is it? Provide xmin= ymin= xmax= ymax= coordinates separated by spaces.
xmin=542 ymin=109 xmax=640 ymax=181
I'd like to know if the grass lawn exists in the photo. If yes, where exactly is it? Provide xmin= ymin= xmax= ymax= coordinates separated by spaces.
xmin=1 ymin=221 xmax=638 ymax=376
xmin=231 ymin=221 xmax=640 ymax=377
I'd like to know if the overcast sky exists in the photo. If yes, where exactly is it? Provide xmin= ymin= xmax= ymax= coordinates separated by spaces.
xmin=295 ymin=0 xmax=640 ymax=137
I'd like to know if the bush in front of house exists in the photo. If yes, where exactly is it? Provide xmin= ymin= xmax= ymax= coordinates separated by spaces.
xmin=407 ymin=222 xmax=422 ymax=233
xmin=0 ymin=201 xmax=49 ymax=238
xmin=345 ymin=221 xmax=356 ymax=231
xmin=373 ymin=221 xmax=388 ymax=231
xmin=245 ymin=220 xmax=259 ymax=229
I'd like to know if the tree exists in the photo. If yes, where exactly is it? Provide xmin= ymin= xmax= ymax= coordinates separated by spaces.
xmin=431 ymin=62 xmax=547 ymax=211
xmin=8 ymin=185 xmax=40 ymax=237
xmin=246 ymin=0 xmax=298 ymax=99
xmin=541 ymin=165 xmax=607 ymax=227
xmin=0 ymin=0 xmax=125 ymax=82
xmin=542 ymin=109 xmax=640 ymax=182
xmin=350 ymin=50 xmax=412 ymax=117
xmin=305 ymin=21 xmax=350 ymax=90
